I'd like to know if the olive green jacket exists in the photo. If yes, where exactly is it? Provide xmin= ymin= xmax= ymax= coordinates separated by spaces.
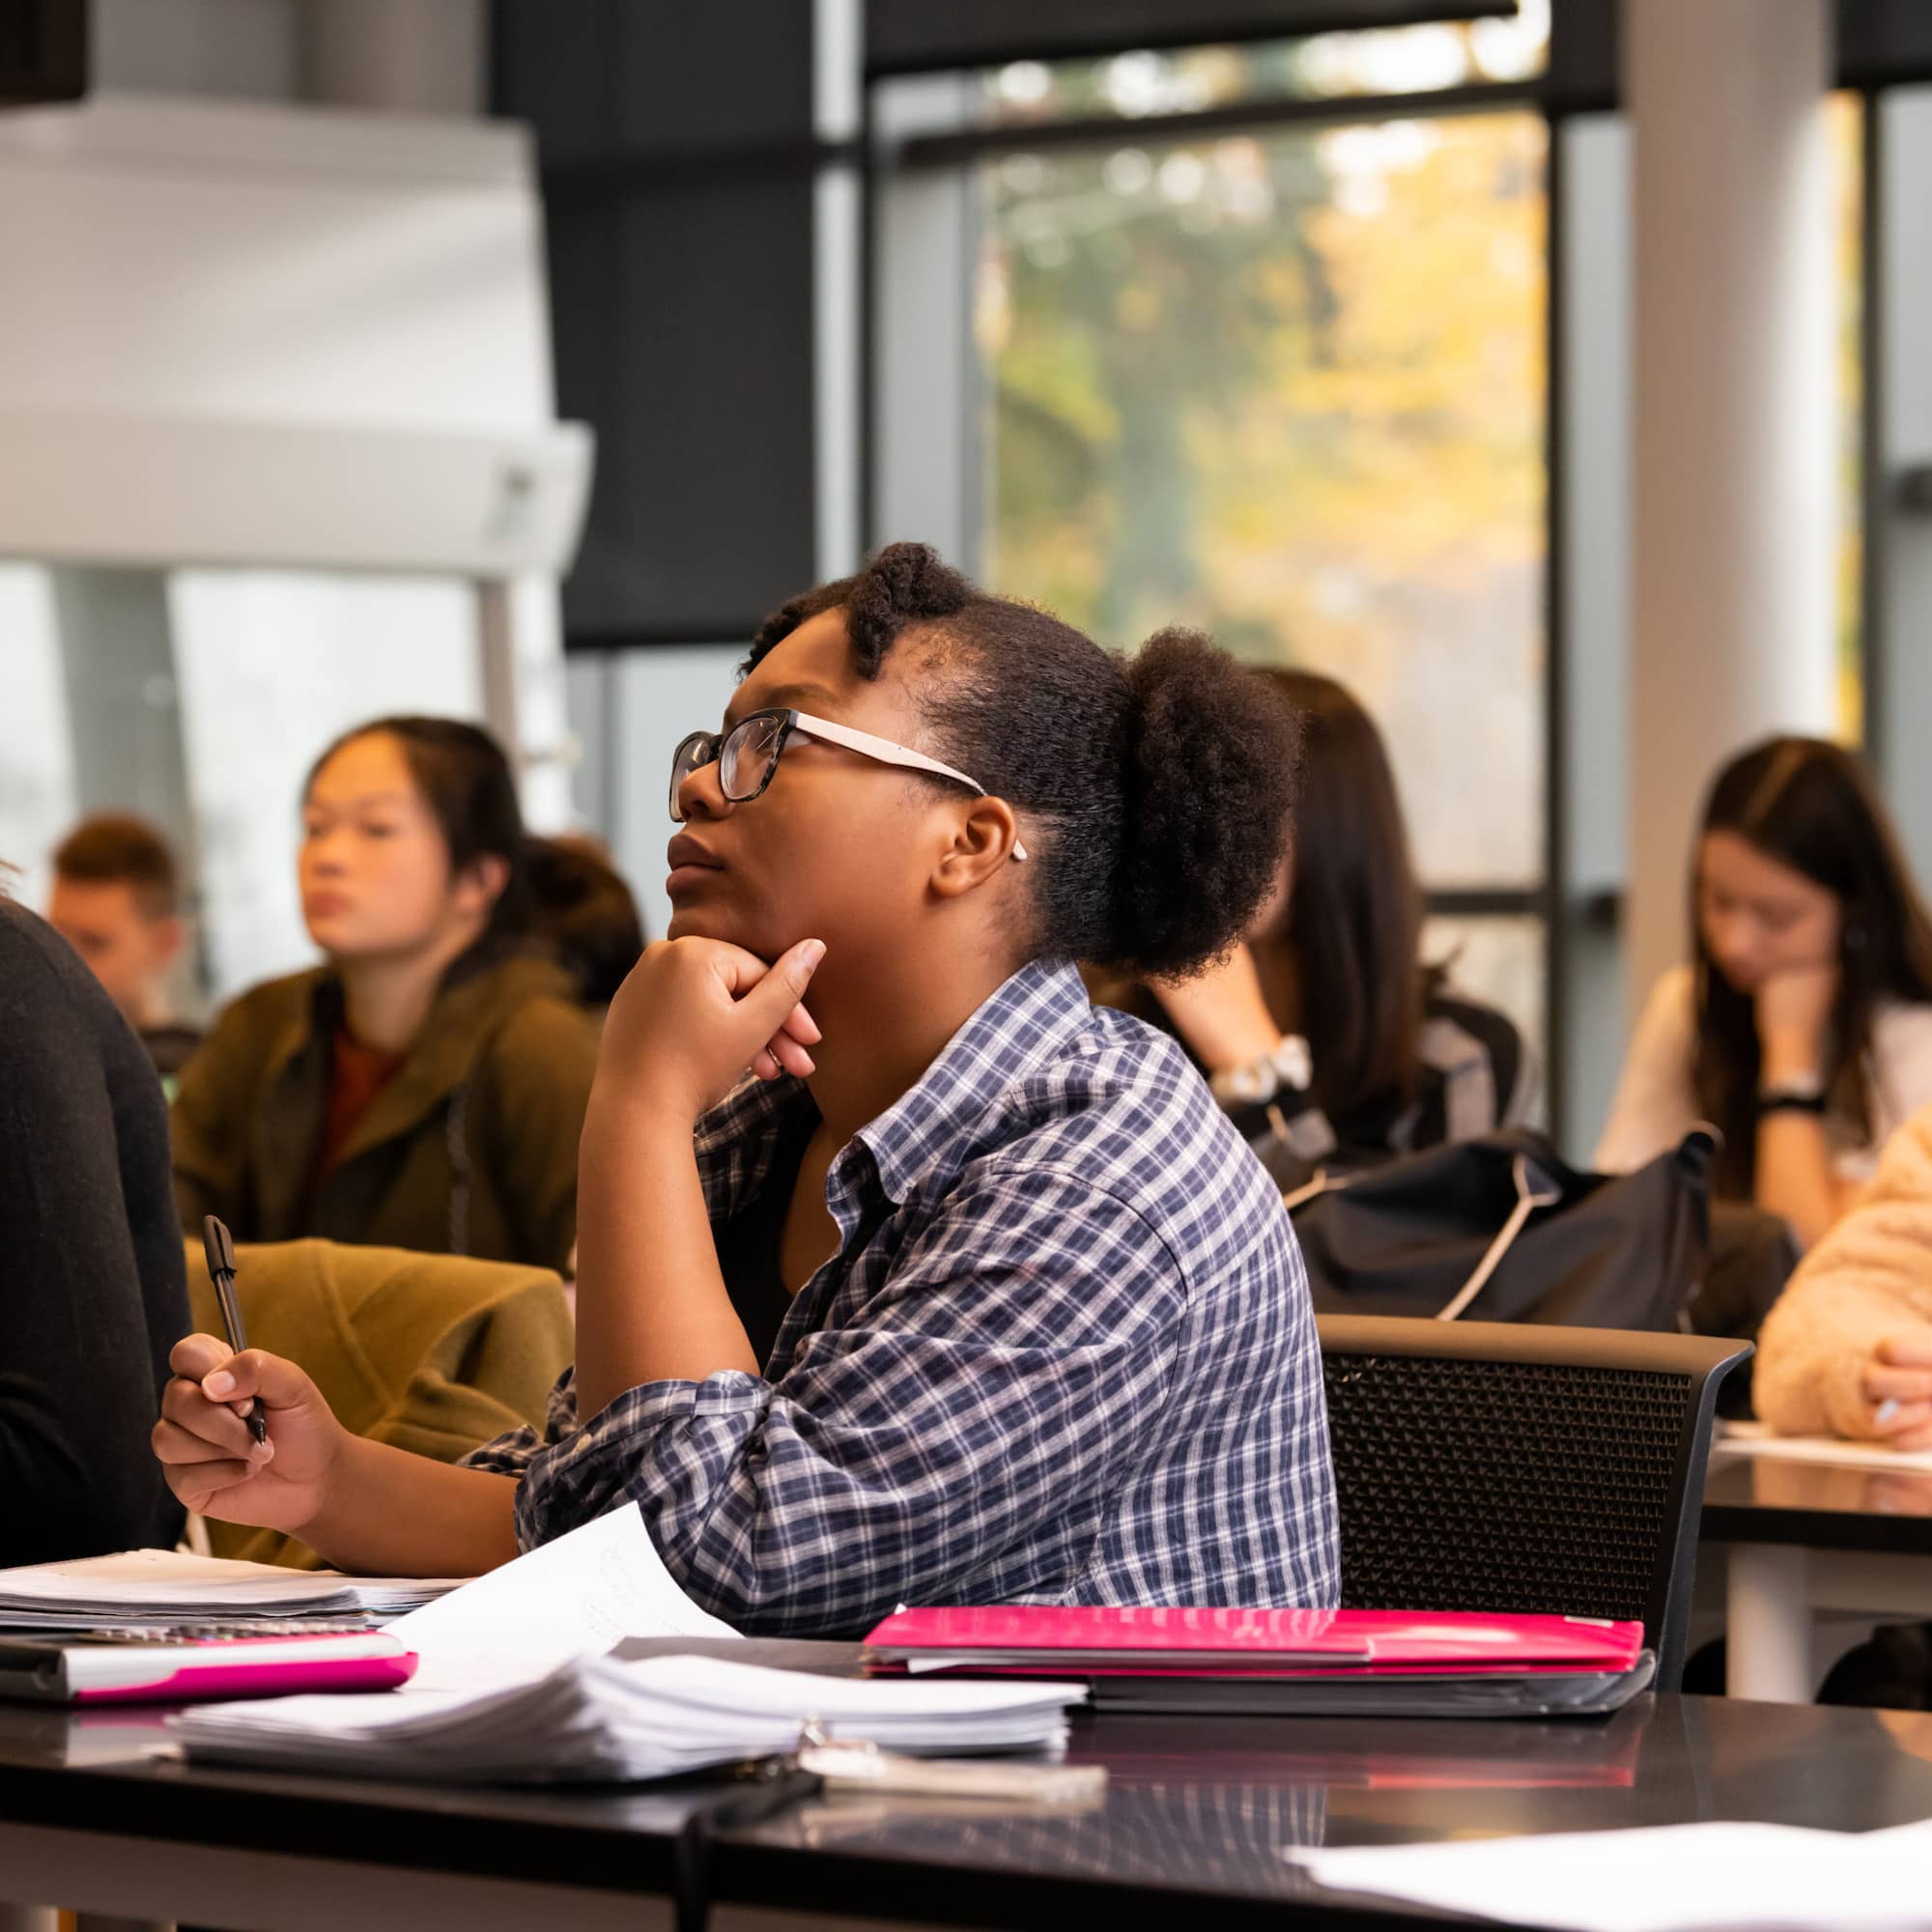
xmin=171 ymin=951 xmax=597 ymax=1272
xmin=184 ymin=1236 xmax=574 ymax=1568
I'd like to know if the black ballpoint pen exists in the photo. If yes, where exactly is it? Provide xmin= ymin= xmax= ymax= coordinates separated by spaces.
xmin=201 ymin=1215 xmax=268 ymax=1446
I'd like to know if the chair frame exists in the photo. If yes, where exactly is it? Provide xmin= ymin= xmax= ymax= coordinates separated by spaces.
xmin=1317 ymin=1315 xmax=1751 ymax=1691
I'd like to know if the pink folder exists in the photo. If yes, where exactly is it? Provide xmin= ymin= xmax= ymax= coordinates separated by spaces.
xmin=862 ymin=1605 xmax=1645 ymax=1680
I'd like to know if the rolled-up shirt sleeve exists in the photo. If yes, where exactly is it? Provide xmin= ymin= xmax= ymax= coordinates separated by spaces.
xmin=467 ymin=1164 xmax=1187 ymax=1635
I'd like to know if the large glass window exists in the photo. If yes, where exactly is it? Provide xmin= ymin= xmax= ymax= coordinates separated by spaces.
xmin=871 ymin=21 xmax=1881 ymax=1140
xmin=979 ymin=108 xmax=1547 ymax=894
xmin=984 ymin=2 xmax=1550 ymax=125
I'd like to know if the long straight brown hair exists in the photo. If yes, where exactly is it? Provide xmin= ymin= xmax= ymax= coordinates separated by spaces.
xmin=1251 ymin=668 xmax=1429 ymax=1117
xmin=1692 ymin=736 xmax=1932 ymax=1197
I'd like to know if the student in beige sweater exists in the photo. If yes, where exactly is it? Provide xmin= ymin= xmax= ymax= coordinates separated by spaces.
xmin=1755 ymin=1101 xmax=1932 ymax=1448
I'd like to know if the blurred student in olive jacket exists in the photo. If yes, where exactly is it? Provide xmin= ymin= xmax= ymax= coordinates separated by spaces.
xmin=171 ymin=718 xmax=598 ymax=1271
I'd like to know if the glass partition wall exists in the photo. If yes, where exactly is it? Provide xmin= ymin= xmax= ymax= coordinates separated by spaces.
xmin=1 ymin=564 xmax=489 ymax=1013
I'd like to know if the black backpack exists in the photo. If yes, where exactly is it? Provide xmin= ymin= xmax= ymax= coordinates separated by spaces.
xmin=1286 ymin=1127 xmax=1716 ymax=1332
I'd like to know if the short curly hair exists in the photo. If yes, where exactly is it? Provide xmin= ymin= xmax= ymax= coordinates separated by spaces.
xmin=748 ymin=543 xmax=1301 ymax=979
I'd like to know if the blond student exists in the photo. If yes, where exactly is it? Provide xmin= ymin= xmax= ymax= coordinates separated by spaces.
xmin=1756 ymin=1101 xmax=1932 ymax=1447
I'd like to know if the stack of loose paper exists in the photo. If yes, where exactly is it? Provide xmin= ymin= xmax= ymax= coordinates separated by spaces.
xmin=170 ymin=1505 xmax=1080 ymax=1782
xmin=0 ymin=1550 xmax=460 ymax=1632
xmin=1292 ymin=1817 xmax=1932 ymax=1932
xmin=172 ymin=1651 xmax=1083 ymax=1783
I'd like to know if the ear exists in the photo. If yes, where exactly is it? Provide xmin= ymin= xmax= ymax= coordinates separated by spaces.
xmin=929 ymin=798 xmax=1026 ymax=902
xmin=454 ymin=853 xmax=512 ymax=921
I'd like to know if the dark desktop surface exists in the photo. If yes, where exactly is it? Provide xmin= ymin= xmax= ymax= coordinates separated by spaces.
xmin=1703 ymin=1449 xmax=1932 ymax=1551
xmin=4 ymin=1690 xmax=1932 ymax=1928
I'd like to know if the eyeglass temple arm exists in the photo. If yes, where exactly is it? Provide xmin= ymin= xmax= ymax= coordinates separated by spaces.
xmin=792 ymin=714 xmax=1030 ymax=862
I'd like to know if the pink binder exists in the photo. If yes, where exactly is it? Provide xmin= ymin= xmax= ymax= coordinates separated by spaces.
xmin=862 ymin=1605 xmax=1645 ymax=1680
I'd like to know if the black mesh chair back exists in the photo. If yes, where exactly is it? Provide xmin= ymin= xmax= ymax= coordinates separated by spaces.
xmin=1319 ymin=1316 xmax=1750 ymax=1690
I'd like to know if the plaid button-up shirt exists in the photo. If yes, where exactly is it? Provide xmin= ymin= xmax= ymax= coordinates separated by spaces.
xmin=466 ymin=958 xmax=1338 ymax=1635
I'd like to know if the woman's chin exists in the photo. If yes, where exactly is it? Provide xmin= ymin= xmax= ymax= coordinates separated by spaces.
xmin=667 ymin=905 xmax=793 ymax=962
xmin=666 ymin=904 xmax=740 ymax=945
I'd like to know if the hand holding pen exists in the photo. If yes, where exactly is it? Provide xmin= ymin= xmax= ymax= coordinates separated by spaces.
xmin=201 ymin=1216 xmax=267 ymax=1446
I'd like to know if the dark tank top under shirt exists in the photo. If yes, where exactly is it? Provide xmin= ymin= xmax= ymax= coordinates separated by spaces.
xmin=711 ymin=1127 xmax=810 ymax=1369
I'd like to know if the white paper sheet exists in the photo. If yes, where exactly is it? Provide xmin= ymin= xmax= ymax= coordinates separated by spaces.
xmin=385 ymin=1501 xmax=739 ymax=1690
xmin=1292 ymin=1818 xmax=1932 ymax=1932
xmin=1715 ymin=1421 xmax=1932 ymax=1473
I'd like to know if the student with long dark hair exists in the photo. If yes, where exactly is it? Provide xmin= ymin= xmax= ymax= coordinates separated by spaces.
xmin=1598 ymin=736 xmax=1932 ymax=1248
xmin=152 ymin=544 xmax=1339 ymax=1630
xmin=1097 ymin=668 xmax=1530 ymax=1177
xmin=171 ymin=718 xmax=599 ymax=1270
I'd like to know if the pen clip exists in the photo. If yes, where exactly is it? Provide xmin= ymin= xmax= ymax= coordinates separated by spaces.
xmin=202 ymin=1214 xmax=237 ymax=1283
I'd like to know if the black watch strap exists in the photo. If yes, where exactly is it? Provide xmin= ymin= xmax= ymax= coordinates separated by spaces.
xmin=1757 ymin=1089 xmax=1829 ymax=1117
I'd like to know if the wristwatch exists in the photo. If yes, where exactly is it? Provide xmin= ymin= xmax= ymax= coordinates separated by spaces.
xmin=1209 ymin=1035 xmax=1313 ymax=1109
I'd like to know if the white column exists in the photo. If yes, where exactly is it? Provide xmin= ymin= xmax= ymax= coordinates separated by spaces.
xmin=1625 ymin=0 xmax=1839 ymax=1017
xmin=814 ymin=0 xmax=865 ymax=579
xmin=1726 ymin=1544 xmax=1815 ymax=1702
xmin=1872 ymin=92 xmax=1932 ymax=884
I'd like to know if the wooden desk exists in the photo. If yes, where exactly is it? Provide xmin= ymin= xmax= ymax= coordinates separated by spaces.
xmin=1702 ymin=1451 xmax=1932 ymax=1701
xmin=2 ymin=1694 xmax=1931 ymax=1930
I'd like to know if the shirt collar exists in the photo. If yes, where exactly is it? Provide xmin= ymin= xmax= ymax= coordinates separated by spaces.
xmin=843 ymin=956 xmax=1094 ymax=1209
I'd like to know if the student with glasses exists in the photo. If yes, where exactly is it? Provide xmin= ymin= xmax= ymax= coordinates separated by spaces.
xmin=152 ymin=543 xmax=1340 ymax=1633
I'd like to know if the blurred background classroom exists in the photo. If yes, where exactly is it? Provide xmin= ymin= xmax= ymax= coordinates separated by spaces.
xmin=1 ymin=0 xmax=1927 ymax=1169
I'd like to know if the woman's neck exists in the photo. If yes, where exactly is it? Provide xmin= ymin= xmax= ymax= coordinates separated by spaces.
xmin=802 ymin=948 xmax=1020 ymax=1148
xmin=335 ymin=923 xmax=487 ymax=1055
